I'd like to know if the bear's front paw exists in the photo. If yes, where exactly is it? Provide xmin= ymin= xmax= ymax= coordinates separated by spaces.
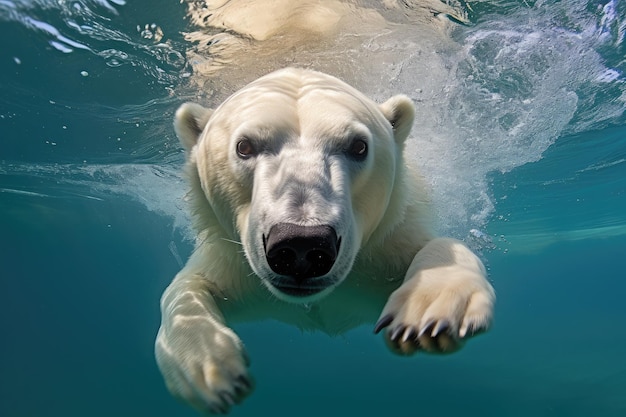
xmin=155 ymin=319 xmax=253 ymax=414
xmin=374 ymin=268 xmax=495 ymax=355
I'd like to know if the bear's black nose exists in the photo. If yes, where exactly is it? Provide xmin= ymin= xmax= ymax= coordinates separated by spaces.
xmin=264 ymin=223 xmax=339 ymax=281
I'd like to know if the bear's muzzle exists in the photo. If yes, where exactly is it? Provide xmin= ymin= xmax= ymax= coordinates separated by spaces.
xmin=263 ymin=223 xmax=340 ymax=296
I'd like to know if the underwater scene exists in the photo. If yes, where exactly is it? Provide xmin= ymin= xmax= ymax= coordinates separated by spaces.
xmin=1 ymin=0 xmax=625 ymax=416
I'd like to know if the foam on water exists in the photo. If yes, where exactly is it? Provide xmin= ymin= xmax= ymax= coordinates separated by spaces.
xmin=0 ymin=162 xmax=192 ymax=233
xmin=400 ymin=0 xmax=626 ymax=238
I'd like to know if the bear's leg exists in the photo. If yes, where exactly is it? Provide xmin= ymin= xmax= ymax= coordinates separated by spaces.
xmin=155 ymin=272 xmax=252 ymax=414
xmin=374 ymin=238 xmax=495 ymax=355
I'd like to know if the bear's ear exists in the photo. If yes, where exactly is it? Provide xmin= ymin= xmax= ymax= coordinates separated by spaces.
xmin=379 ymin=95 xmax=415 ymax=145
xmin=174 ymin=102 xmax=214 ymax=153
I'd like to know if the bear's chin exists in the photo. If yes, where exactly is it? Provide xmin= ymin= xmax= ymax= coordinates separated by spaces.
xmin=272 ymin=283 xmax=326 ymax=297
xmin=265 ymin=279 xmax=337 ymax=303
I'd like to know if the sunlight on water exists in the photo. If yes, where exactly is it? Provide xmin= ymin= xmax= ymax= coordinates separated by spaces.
xmin=0 ymin=0 xmax=624 ymax=245
xmin=0 ymin=0 xmax=186 ymax=83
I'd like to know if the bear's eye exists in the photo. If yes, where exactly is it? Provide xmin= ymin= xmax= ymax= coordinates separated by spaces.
xmin=346 ymin=138 xmax=368 ymax=161
xmin=236 ymin=139 xmax=256 ymax=159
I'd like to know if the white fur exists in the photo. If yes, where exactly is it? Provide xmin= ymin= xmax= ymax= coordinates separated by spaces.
xmin=155 ymin=68 xmax=495 ymax=414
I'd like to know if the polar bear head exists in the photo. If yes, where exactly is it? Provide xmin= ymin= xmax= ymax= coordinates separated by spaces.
xmin=175 ymin=68 xmax=415 ymax=302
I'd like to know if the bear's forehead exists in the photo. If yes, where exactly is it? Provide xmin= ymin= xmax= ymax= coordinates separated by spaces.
xmin=225 ymin=100 xmax=377 ymax=146
xmin=221 ymin=84 xmax=382 ymax=133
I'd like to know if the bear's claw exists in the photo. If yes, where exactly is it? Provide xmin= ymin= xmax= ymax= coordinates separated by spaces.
xmin=208 ymin=371 xmax=253 ymax=412
xmin=401 ymin=327 xmax=418 ymax=343
xmin=430 ymin=319 xmax=450 ymax=338
xmin=381 ymin=318 xmax=460 ymax=354
xmin=219 ymin=391 xmax=235 ymax=406
xmin=390 ymin=324 xmax=406 ymax=341
xmin=236 ymin=374 xmax=253 ymax=391
xmin=373 ymin=314 xmax=394 ymax=334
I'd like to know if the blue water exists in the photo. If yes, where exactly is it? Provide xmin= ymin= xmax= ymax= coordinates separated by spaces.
xmin=1 ymin=1 xmax=626 ymax=416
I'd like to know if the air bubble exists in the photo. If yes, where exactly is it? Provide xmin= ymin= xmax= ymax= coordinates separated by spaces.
xmin=138 ymin=23 xmax=163 ymax=43
xmin=99 ymin=49 xmax=129 ymax=67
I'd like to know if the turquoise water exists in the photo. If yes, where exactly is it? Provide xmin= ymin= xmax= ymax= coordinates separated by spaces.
xmin=1 ymin=1 xmax=626 ymax=416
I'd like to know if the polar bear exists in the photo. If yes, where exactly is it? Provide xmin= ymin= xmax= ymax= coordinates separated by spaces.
xmin=155 ymin=68 xmax=495 ymax=414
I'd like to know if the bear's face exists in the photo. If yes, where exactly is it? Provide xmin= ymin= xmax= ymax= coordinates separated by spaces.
xmin=175 ymin=69 xmax=414 ymax=303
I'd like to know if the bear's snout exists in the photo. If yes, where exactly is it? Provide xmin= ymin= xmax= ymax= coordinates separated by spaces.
xmin=263 ymin=223 xmax=340 ymax=295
